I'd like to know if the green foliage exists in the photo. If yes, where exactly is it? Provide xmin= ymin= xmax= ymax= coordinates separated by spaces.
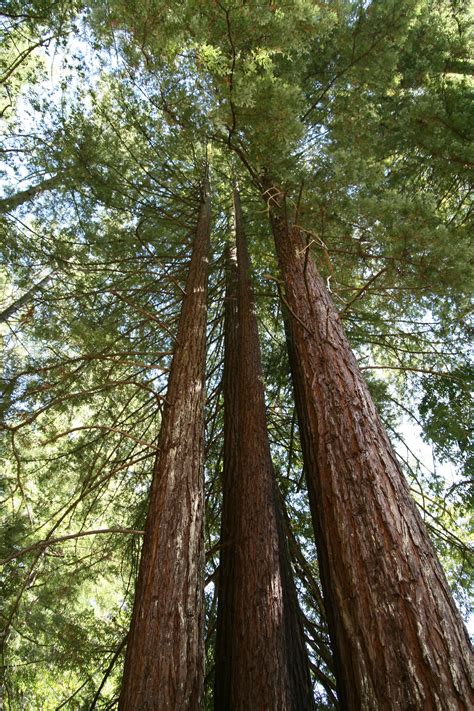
xmin=419 ymin=366 xmax=473 ymax=472
xmin=0 ymin=0 xmax=472 ymax=707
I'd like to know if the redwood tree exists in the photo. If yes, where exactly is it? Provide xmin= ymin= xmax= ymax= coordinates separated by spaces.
xmin=214 ymin=241 xmax=238 ymax=710
xmin=214 ymin=188 xmax=314 ymax=710
xmin=266 ymin=184 xmax=474 ymax=710
xmin=119 ymin=172 xmax=211 ymax=710
xmin=1 ymin=1 xmax=472 ymax=706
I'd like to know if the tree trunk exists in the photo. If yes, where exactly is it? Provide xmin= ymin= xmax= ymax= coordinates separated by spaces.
xmin=0 ymin=175 xmax=63 ymax=213
xmin=215 ymin=188 xmax=313 ymax=710
xmin=214 ymin=243 xmax=239 ymax=711
xmin=275 ymin=490 xmax=316 ymax=711
xmin=119 ymin=174 xmax=210 ymax=711
xmin=0 ymin=274 xmax=51 ymax=323
xmin=266 ymin=184 xmax=474 ymax=710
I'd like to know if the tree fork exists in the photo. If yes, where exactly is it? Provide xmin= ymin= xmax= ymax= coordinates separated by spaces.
xmin=119 ymin=171 xmax=211 ymax=710
xmin=267 ymin=184 xmax=473 ymax=710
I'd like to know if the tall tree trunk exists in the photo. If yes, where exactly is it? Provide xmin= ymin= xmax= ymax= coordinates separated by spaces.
xmin=214 ymin=243 xmax=239 ymax=711
xmin=215 ymin=188 xmax=313 ymax=710
xmin=265 ymin=184 xmax=474 ymax=710
xmin=283 ymin=310 xmax=345 ymax=706
xmin=0 ymin=174 xmax=63 ymax=213
xmin=275 ymin=490 xmax=316 ymax=711
xmin=119 ymin=174 xmax=211 ymax=711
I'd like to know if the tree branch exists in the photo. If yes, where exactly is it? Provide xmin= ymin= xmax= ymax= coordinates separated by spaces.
xmin=1 ymin=528 xmax=144 ymax=565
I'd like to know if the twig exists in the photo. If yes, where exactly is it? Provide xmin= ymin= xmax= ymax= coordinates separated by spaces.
xmin=89 ymin=636 xmax=128 ymax=710
xmin=339 ymin=267 xmax=388 ymax=316
xmin=1 ymin=528 xmax=144 ymax=565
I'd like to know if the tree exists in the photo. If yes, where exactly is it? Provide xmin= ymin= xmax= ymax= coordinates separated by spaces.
xmin=214 ymin=188 xmax=313 ymax=710
xmin=119 ymin=168 xmax=211 ymax=710
xmin=0 ymin=273 xmax=50 ymax=323
xmin=267 ymin=186 xmax=473 ymax=708
xmin=0 ymin=175 xmax=66 ymax=213
xmin=0 ymin=1 xmax=472 ymax=708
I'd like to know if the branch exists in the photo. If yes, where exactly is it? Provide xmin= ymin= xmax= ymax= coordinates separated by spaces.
xmin=0 ymin=274 xmax=52 ymax=322
xmin=1 ymin=528 xmax=144 ymax=565
xmin=40 ymin=425 xmax=159 ymax=450
xmin=359 ymin=365 xmax=462 ymax=380
xmin=0 ymin=174 xmax=63 ymax=212
xmin=339 ymin=267 xmax=388 ymax=316
xmin=263 ymin=273 xmax=314 ymax=337
xmin=1 ymin=35 xmax=59 ymax=86
xmin=88 ymin=635 xmax=128 ymax=710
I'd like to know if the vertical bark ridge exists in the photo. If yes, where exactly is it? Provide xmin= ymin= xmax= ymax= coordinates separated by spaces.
xmin=119 ymin=173 xmax=211 ymax=711
xmin=215 ymin=188 xmax=313 ymax=710
xmin=266 ymin=186 xmax=473 ymax=710
xmin=275 ymin=491 xmax=316 ymax=710
xmin=214 ymin=243 xmax=239 ymax=711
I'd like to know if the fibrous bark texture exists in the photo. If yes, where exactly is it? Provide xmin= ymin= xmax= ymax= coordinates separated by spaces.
xmin=214 ymin=189 xmax=313 ymax=710
xmin=214 ymin=242 xmax=239 ymax=711
xmin=266 ymin=185 xmax=474 ymax=711
xmin=119 ymin=176 xmax=210 ymax=711
xmin=275 ymin=490 xmax=316 ymax=711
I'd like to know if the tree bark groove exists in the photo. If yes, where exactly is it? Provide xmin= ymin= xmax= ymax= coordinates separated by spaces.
xmin=215 ymin=189 xmax=313 ymax=710
xmin=267 ymin=187 xmax=474 ymax=710
xmin=119 ymin=175 xmax=210 ymax=710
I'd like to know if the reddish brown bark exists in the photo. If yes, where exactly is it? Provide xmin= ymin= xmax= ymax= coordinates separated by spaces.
xmin=266 ymin=185 xmax=474 ymax=710
xmin=214 ymin=190 xmax=313 ymax=710
xmin=119 ymin=176 xmax=210 ymax=710
xmin=275 ymin=490 xmax=316 ymax=711
xmin=214 ymin=243 xmax=239 ymax=711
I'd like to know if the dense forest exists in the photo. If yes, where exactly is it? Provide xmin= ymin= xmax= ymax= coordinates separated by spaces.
xmin=0 ymin=1 xmax=473 ymax=708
